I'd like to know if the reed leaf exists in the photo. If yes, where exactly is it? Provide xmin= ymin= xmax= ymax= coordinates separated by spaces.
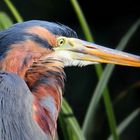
xmin=108 ymin=108 xmax=140 ymax=140
xmin=70 ymin=1 xmax=119 ymax=140
xmin=4 ymin=0 xmax=23 ymax=22
xmin=88 ymin=19 xmax=140 ymax=125
xmin=59 ymin=98 xmax=85 ymax=140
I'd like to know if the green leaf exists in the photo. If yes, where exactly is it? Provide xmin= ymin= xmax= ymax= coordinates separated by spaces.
xmin=59 ymin=98 xmax=86 ymax=140
xmin=108 ymin=108 xmax=140 ymax=140
xmin=87 ymin=19 xmax=140 ymax=124
xmin=70 ymin=1 xmax=119 ymax=140
xmin=4 ymin=0 xmax=23 ymax=22
xmin=82 ymin=19 xmax=140 ymax=139
xmin=0 ymin=12 xmax=13 ymax=30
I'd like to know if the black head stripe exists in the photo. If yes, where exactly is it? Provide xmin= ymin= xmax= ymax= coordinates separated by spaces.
xmin=0 ymin=20 xmax=77 ymax=58
xmin=23 ymin=33 xmax=52 ymax=49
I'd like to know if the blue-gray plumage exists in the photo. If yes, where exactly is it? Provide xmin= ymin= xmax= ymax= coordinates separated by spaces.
xmin=0 ymin=72 xmax=50 ymax=140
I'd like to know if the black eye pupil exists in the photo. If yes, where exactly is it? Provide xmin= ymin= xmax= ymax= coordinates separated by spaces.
xmin=60 ymin=40 xmax=63 ymax=44
xmin=58 ymin=38 xmax=65 ymax=46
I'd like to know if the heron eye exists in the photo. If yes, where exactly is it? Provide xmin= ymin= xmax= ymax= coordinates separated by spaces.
xmin=57 ymin=37 xmax=65 ymax=47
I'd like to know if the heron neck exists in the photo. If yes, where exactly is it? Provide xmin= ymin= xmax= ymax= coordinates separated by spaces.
xmin=25 ymin=60 xmax=65 ymax=139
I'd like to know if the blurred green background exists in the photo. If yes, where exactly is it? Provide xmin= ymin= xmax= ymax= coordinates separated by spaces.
xmin=0 ymin=0 xmax=140 ymax=140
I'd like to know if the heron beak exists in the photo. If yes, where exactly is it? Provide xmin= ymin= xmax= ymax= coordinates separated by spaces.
xmin=58 ymin=38 xmax=140 ymax=67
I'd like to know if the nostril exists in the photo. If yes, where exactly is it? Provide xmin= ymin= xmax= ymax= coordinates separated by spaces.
xmin=86 ymin=45 xmax=96 ymax=49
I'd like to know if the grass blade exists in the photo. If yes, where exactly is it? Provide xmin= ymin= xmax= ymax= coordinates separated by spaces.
xmin=88 ymin=19 xmax=140 ymax=120
xmin=4 ymin=0 xmax=23 ymax=22
xmin=59 ymin=98 xmax=86 ymax=140
xmin=84 ymin=19 xmax=139 ymax=139
xmin=70 ymin=0 xmax=94 ymax=42
xmin=70 ymin=1 xmax=119 ymax=140
xmin=108 ymin=108 xmax=140 ymax=140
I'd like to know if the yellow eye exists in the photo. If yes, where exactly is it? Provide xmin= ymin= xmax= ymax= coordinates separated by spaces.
xmin=57 ymin=37 xmax=66 ymax=46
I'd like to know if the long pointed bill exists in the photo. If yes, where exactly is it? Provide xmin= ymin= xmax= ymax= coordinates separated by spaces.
xmin=55 ymin=37 xmax=140 ymax=67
